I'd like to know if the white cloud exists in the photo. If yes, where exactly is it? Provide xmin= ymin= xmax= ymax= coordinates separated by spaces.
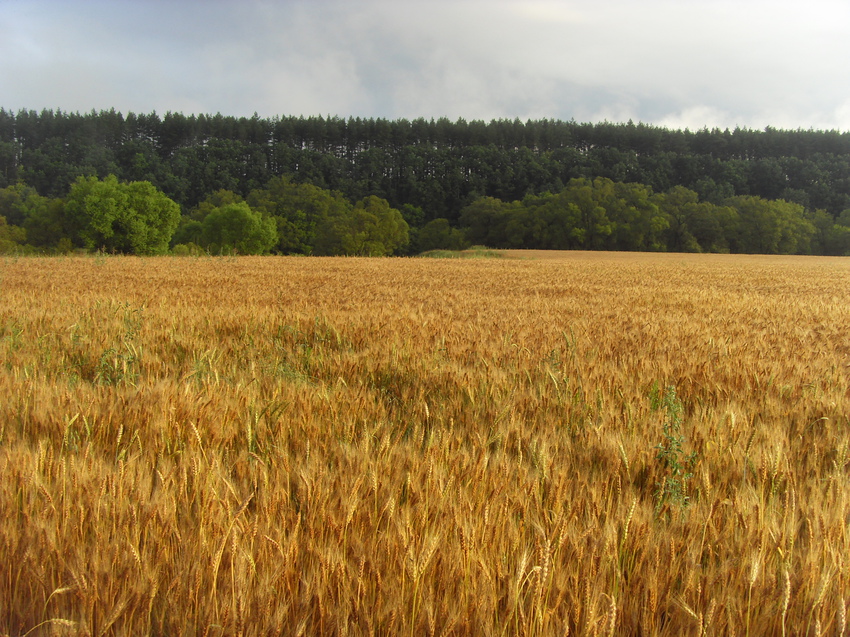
xmin=658 ymin=106 xmax=737 ymax=132
xmin=831 ymin=100 xmax=850 ymax=131
xmin=2 ymin=0 xmax=850 ymax=130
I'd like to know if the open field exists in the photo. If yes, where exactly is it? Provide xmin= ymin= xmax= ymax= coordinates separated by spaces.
xmin=1 ymin=252 xmax=849 ymax=636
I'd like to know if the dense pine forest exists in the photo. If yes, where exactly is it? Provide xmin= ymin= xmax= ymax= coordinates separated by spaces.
xmin=1 ymin=108 xmax=850 ymax=255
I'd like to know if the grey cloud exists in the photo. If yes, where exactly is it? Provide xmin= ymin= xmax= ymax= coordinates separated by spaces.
xmin=3 ymin=0 xmax=850 ymax=130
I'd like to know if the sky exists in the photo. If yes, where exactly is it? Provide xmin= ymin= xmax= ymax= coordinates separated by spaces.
xmin=3 ymin=0 xmax=850 ymax=131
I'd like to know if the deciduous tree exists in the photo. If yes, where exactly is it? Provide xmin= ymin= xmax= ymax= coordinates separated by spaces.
xmin=200 ymin=202 xmax=277 ymax=255
xmin=64 ymin=175 xmax=180 ymax=254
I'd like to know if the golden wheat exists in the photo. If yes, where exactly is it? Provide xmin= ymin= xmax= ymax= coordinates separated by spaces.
xmin=0 ymin=251 xmax=848 ymax=635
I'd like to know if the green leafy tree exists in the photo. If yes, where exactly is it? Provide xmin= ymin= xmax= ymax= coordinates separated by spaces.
xmin=124 ymin=180 xmax=185 ymax=254
xmin=248 ymin=176 xmax=351 ymax=254
xmin=0 ymin=215 xmax=26 ymax=253
xmin=171 ymin=189 xmax=245 ymax=250
xmin=314 ymin=195 xmax=409 ymax=256
xmin=606 ymin=181 xmax=668 ymax=251
xmin=458 ymin=196 xmax=517 ymax=246
xmin=527 ymin=192 xmax=585 ymax=249
xmin=693 ymin=177 xmax=736 ymax=205
xmin=399 ymin=203 xmax=425 ymax=228
xmin=561 ymin=178 xmax=615 ymax=249
xmin=199 ymin=202 xmax=277 ymax=255
xmin=64 ymin=175 xmax=180 ymax=254
xmin=0 ymin=183 xmax=41 ymax=226
xmin=416 ymin=218 xmax=469 ymax=252
xmin=398 ymin=203 xmax=427 ymax=254
xmin=357 ymin=196 xmax=409 ymax=254
xmin=825 ymin=209 xmax=850 ymax=255
xmin=171 ymin=219 xmax=204 ymax=248
xmin=654 ymin=187 xmax=702 ymax=252
xmin=727 ymin=196 xmax=814 ymax=254
xmin=23 ymin=197 xmax=69 ymax=250
xmin=192 ymin=189 xmax=245 ymax=220
xmin=686 ymin=201 xmax=739 ymax=253
xmin=0 ymin=182 xmax=70 ymax=250
xmin=806 ymin=208 xmax=838 ymax=255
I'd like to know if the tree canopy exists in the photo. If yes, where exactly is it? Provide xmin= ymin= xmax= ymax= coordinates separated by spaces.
xmin=64 ymin=175 xmax=180 ymax=254
xmin=314 ymin=196 xmax=410 ymax=256
xmin=199 ymin=202 xmax=277 ymax=255
xmin=1 ymin=108 xmax=850 ymax=255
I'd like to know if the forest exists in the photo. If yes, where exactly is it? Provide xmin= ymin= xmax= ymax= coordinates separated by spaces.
xmin=1 ymin=108 xmax=850 ymax=255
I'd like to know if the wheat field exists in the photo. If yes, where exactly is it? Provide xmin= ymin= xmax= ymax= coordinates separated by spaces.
xmin=0 ymin=252 xmax=848 ymax=636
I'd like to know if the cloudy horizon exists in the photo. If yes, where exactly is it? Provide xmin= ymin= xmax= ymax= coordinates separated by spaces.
xmin=3 ymin=0 xmax=850 ymax=131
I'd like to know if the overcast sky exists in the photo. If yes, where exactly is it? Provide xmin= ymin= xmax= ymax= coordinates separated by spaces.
xmin=3 ymin=0 xmax=850 ymax=131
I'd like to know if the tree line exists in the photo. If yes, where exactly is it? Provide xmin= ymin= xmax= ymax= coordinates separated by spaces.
xmin=1 ymin=108 xmax=850 ymax=255
xmin=0 ymin=175 xmax=410 ymax=256
xmin=459 ymin=179 xmax=850 ymax=255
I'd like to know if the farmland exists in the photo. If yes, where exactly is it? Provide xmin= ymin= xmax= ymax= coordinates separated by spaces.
xmin=0 ymin=252 xmax=848 ymax=635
